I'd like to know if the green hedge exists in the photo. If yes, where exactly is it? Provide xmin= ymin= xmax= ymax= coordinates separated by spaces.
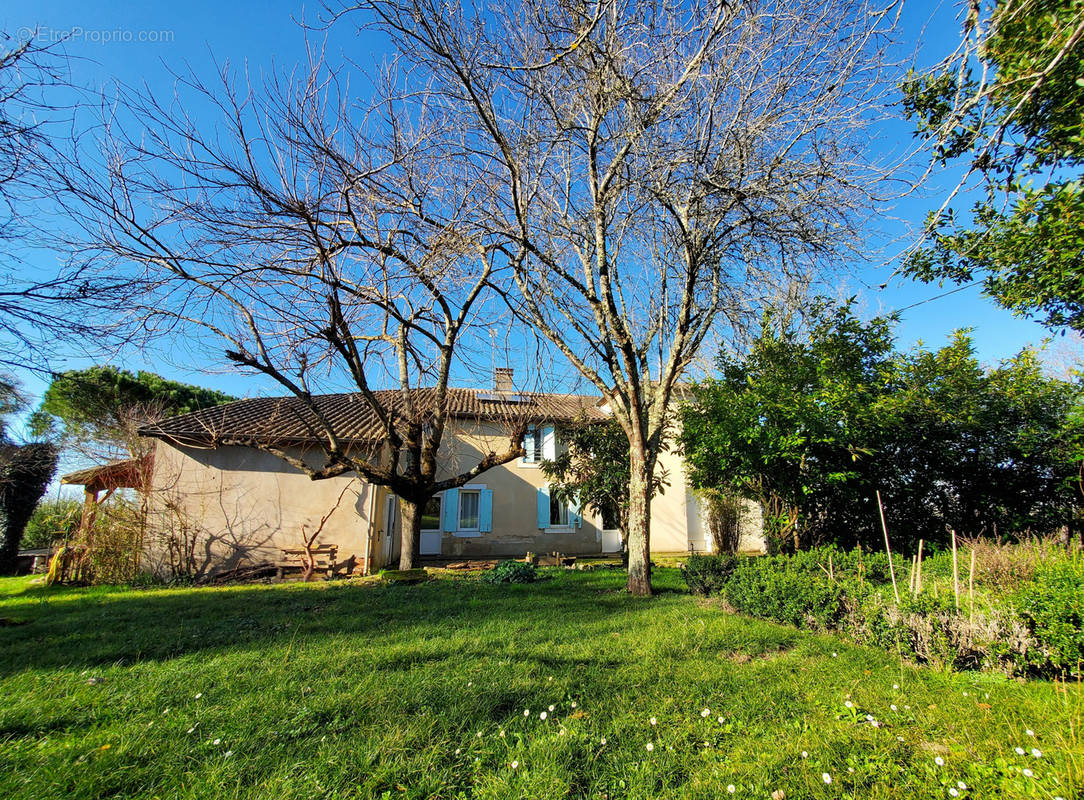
xmin=722 ymin=554 xmax=863 ymax=630
xmin=684 ymin=545 xmax=1084 ymax=679
xmin=1013 ymin=558 xmax=1084 ymax=677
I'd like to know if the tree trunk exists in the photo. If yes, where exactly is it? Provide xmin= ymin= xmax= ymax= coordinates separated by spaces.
xmin=398 ymin=497 xmax=422 ymax=570
xmin=626 ymin=447 xmax=653 ymax=596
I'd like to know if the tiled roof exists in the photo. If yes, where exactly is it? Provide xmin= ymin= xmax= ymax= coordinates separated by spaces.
xmin=139 ymin=387 xmax=607 ymax=446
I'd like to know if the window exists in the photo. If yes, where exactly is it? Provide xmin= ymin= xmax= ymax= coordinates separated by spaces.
xmin=522 ymin=426 xmax=543 ymax=463
xmin=549 ymin=493 xmax=570 ymax=527
xmin=420 ymin=495 xmax=442 ymax=530
xmin=458 ymin=489 xmax=480 ymax=530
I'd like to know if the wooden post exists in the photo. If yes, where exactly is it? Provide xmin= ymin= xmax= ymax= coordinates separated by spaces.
xmin=909 ymin=554 xmax=917 ymax=594
xmin=876 ymin=491 xmax=900 ymax=604
xmin=951 ymin=528 xmax=960 ymax=612
xmin=828 ymin=552 xmax=834 ymax=581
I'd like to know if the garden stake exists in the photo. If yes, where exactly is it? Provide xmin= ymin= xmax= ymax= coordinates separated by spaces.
xmin=829 ymin=552 xmax=834 ymax=581
xmin=968 ymin=548 xmax=976 ymax=623
xmin=909 ymin=554 xmax=917 ymax=594
xmin=951 ymin=528 xmax=960 ymax=611
xmin=916 ymin=539 xmax=924 ymax=595
xmin=876 ymin=490 xmax=900 ymax=604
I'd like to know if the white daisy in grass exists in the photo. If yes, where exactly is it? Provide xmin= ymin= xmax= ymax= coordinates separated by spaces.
xmin=957 ymin=781 xmax=967 ymax=789
xmin=1025 ymin=728 xmax=1035 ymax=737
xmin=549 ymin=705 xmax=555 ymax=712
xmin=822 ymin=772 xmax=832 ymax=784
xmin=524 ymin=709 xmax=530 ymax=717
xmin=499 ymin=730 xmax=505 ymax=737
xmin=224 ymin=750 xmax=233 ymax=758
xmin=540 ymin=712 xmax=548 ymax=720
xmin=455 ymin=749 xmax=461 ymax=755
xmin=890 ymin=704 xmax=898 ymax=711
xmin=511 ymin=760 xmax=519 ymax=770
xmin=571 ymin=701 xmax=577 ymax=709
xmin=1015 ymin=747 xmax=1026 ymax=755
xmin=559 ymin=729 xmax=566 ymax=736
xmin=949 ymin=788 xmax=959 ymax=797
xmin=718 ymin=716 xmax=725 ymax=723
xmin=701 ymin=708 xmax=711 ymax=718
xmin=801 ymin=751 xmax=808 ymax=759
xmin=934 ymin=757 xmax=944 ymax=766
xmin=726 ymin=784 xmax=735 ymax=793
xmin=213 ymin=739 xmax=221 ymax=746
xmin=476 ymin=731 xmax=482 ymax=738
xmin=194 ymin=693 xmax=202 ymax=699
xmin=650 ymin=717 xmax=657 ymax=726
xmin=893 ymin=684 xmax=900 ymax=690
xmin=600 ymin=738 xmax=607 ymax=745
xmin=646 ymin=742 xmax=654 ymax=752
xmin=1031 ymin=748 xmax=1042 ymax=758
xmin=1023 ymin=768 xmax=1034 ymax=778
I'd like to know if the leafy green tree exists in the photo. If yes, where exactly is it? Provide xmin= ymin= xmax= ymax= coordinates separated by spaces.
xmin=903 ymin=0 xmax=1084 ymax=330
xmin=541 ymin=417 xmax=668 ymax=559
xmin=30 ymin=366 xmax=236 ymax=457
xmin=681 ymin=303 xmax=896 ymax=550
xmin=682 ymin=302 xmax=1084 ymax=550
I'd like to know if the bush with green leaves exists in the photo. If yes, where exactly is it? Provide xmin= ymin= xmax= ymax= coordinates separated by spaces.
xmin=480 ymin=560 xmax=538 ymax=585
xmin=722 ymin=554 xmax=864 ymax=630
xmin=681 ymin=553 xmax=737 ymax=596
xmin=21 ymin=499 xmax=81 ymax=550
xmin=1012 ymin=557 xmax=1084 ymax=678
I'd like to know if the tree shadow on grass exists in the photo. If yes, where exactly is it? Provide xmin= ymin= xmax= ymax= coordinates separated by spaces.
xmin=0 ymin=572 xmax=675 ymax=676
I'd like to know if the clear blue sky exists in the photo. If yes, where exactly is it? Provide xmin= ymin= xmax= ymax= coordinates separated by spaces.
xmin=3 ymin=0 xmax=1065 ymax=409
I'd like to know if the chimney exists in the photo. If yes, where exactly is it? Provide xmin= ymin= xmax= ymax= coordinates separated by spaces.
xmin=493 ymin=367 xmax=515 ymax=393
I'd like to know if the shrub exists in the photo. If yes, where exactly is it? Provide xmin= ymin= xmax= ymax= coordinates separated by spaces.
xmin=481 ymin=560 xmax=537 ymax=584
xmin=722 ymin=555 xmax=863 ymax=630
xmin=1012 ymin=557 xmax=1084 ymax=678
xmin=22 ymin=499 xmax=81 ymax=550
xmin=852 ymin=592 xmax=1022 ymax=673
xmin=681 ymin=553 xmax=737 ymax=596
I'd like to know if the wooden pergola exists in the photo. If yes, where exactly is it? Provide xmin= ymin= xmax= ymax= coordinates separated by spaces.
xmin=60 ymin=455 xmax=153 ymax=545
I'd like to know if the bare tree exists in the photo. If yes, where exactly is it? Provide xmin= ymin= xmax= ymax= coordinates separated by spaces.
xmin=0 ymin=31 xmax=133 ymax=371
xmin=341 ymin=0 xmax=904 ymax=593
xmin=55 ymin=54 xmax=548 ymax=569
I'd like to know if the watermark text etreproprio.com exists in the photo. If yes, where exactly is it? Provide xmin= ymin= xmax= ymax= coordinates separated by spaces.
xmin=17 ymin=25 xmax=176 ymax=46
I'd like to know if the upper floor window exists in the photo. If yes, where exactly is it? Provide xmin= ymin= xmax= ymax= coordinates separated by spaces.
xmin=522 ymin=426 xmax=544 ymax=463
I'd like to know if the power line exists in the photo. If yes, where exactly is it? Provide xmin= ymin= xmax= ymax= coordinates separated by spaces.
xmin=892 ymin=281 xmax=982 ymax=315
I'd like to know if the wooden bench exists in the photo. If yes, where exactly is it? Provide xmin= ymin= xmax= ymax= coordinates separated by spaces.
xmin=277 ymin=544 xmax=339 ymax=580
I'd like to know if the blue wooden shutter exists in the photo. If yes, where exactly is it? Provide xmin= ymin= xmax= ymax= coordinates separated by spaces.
xmin=536 ymin=487 xmax=550 ymax=529
xmin=479 ymin=489 xmax=493 ymax=533
xmin=442 ymin=489 xmax=459 ymax=532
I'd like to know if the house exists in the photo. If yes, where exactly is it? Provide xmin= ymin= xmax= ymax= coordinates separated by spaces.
xmin=138 ymin=374 xmax=764 ymax=577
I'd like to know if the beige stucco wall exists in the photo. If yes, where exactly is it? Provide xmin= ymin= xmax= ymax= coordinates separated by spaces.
xmin=143 ymin=414 xmax=764 ymax=574
xmin=146 ymin=441 xmax=376 ymax=578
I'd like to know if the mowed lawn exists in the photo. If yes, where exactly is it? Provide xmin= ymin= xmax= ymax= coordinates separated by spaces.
xmin=0 ymin=569 xmax=1079 ymax=799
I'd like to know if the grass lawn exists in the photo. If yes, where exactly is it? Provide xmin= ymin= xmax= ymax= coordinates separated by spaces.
xmin=0 ymin=568 xmax=1079 ymax=799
